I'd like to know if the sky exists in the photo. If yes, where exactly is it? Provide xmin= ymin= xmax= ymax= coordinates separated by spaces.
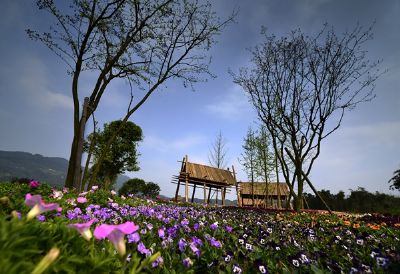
xmin=0 ymin=0 xmax=399 ymax=200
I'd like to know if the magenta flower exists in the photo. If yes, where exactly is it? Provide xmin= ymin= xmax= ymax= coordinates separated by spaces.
xmin=94 ymin=222 xmax=139 ymax=255
xmin=25 ymin=194 xmax=59 ymax=220
xmin=68 ymin=219 xmax=96 ymax=241
xmin=76 ymin=196 xmax=87 ymax=204
xmin=29 ymin=180 xmax=40 ymax=188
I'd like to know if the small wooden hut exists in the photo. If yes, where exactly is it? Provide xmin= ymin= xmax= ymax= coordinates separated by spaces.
xmin=238 ymin=182 xmax=289 ymax=208
xmin=172 ymin=156 xmax=236 ymax=205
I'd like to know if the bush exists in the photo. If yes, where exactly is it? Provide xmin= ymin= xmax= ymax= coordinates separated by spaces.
xmin=119 ymin=178 xmax=160 ymax=198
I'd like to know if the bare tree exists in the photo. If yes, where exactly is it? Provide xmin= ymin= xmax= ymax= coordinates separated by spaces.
xmin=233 ymin=24 xmax=382 ymax=211
xmin=208 ymin=131 xmax=228 ymax=169
xmin=27 ymin=0 xmax=234 ymax=189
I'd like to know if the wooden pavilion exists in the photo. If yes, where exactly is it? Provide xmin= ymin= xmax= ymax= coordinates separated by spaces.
xmin=238 ymin=182 xmax=289 ymax=208
xmin=172 ymin=156 xmax=237 ymax=205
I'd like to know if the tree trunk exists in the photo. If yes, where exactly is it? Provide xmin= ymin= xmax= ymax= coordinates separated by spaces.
xmin=65 ymin=137 xmax=78 ymax=188
xmin=65 ymin=97 xmax=89 ymax=190
xmin=275 ymin=155 xmax=281 ymax=208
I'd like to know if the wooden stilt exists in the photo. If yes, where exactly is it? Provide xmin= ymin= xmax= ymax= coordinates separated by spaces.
xmin=191 ymin=184 xmax=196 ymax=203
xmin=215 ymin=188 xmax=218 ymax=205
xmin=207 ymin=186 xmax=212 ymax=204
xmin=175 ymin=180 xmax=181 ymax=202
xmin=222 ymin=187 xmax=226 ymax=206
xmin=232 ymin=165 xmax=241 ymax=207
xmin=185 ymin=173 xmax=189 ymax=203
xmin=203 ymin=183 xmax=207 ymax=204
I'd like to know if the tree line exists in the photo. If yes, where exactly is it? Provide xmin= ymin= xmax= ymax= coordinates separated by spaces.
xmin=304 ymin=187 xmax=400 ymax=215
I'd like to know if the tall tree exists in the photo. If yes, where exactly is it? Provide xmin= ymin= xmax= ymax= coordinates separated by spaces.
xmin=389 ymin=168 xmax=400 ymax=191
xmin=255 ymin=125 xmax=274 ymax=207
xmin=233 ymin=24 xmax=381 ymax=211
xmin=28 ymin=0 xmax=234 ymax=190
xmin=240 ymin=127 xmax=258 ymax=206
xmin=208 ymin=131 xmax=228 ymax=169
xmin=84 ymin=120 xmax=142 ymax=189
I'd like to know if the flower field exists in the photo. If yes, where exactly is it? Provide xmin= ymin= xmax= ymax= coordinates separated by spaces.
xmin=1 ymin=182 xmax=399 ymax=273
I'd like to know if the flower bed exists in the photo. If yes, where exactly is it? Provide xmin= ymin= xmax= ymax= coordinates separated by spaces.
xmin=0 ymin=182 xmax=399 ymax=273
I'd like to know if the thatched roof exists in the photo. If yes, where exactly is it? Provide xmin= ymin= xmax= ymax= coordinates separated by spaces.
xmin=239 ymin=182 xmax=289 ymax=196
xmin=180 ymin=161 xmax=236 ymax=186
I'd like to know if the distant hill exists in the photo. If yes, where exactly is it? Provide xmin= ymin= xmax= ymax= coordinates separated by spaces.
xmin=0 ymin=150 xmax=130 ymax=189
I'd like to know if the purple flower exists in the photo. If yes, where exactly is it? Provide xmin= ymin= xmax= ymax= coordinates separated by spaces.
xmin=36 ymin=214 xmax=46 ymax=222
xmin=29 ymin=180 xmax=40 ymax=188
xmin=210 ymin=222 xmax=218 ymax=230
xmin=137 ymin=242 xmax=151 ymax=257
xmin=178 ymin=238 xmax=187 ymax=252
xmin=94 ymin=222 xmax=139 ymax=255
xmin=182 ymin=257 xmax=193 ymax=268
xmin=127 ymin=232 xmax=140 ymax=243
xmin=210 ymin=238 xmax=222 ymax=248
xmin=68 ymin=219 xmax=96 ymax=241
xmin=189 ymin=242 xmax=201 ymax=257
xmin=181 ymin=218 xmax=190 ymax=226
xmin=193 ymin=223 xmax=200 ymax=231
xmin=233 ymin=264 xmax=242 ymax=274
xmin=225 ymin=225 xmax=233 ymax=233
xmin=25 ymin=194 xmax=60 ymax=220
xmin=191 ymin=236 xmax=203 ymax=246
xmin=158 ymin=228 xmax=165 ymax=239
xmin=152 ymin=256 xmax=164 ymax=268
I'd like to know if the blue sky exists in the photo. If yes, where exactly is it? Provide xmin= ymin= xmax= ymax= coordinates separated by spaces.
xmin=0 ymin=0 xmax=399 ymax=200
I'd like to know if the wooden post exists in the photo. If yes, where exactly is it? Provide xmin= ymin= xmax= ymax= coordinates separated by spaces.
xmin=185 ymin=173 xmax=189 ymax=203
xmin=215 ymin=188 xmax=218 ymax=205
xmin=222 ymin=187 xmax=226 ymax=206
xmin=232 ymin=165 xmax=241 ymax=207
xmin=184 ymin=155 xmax=189 ymax=203
xmin=175 ymin=180 xmax=181 ymax=202
xmin=175 ymin=156 xmax=186 ymax=202
xmin=203 ymin=183 xmax=207 ymax=204
xmin=207 ymin=186 xmax=212 ymax=204
xmin=191 ymin=184 xmax=196 ymax=203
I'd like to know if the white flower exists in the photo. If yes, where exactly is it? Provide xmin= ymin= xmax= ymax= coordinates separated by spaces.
xmin=292 ymin=259 xmax=300 ymax=267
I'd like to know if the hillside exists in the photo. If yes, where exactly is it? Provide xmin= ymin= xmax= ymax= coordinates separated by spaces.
xmin=0 ymin=150 xmax=130 ymax=189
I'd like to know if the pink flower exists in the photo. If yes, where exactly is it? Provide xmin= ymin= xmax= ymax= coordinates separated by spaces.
xmin=68 ymin=219 xmax=96 ymax=241
xmin=25 ymin=194 xmax=60 ymax=220
xmin=29 ymin=180 xmax=40 ymax=188
xmin=76 ymin=197 xmax=87 ymax=204
xmin=94 ymin=222 xmax=139 ymax=255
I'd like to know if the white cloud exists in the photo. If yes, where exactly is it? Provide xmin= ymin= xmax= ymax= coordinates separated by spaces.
xmin=2 ymin=55 xmax=73 ymax=110
xmin=143 ymin=134 xmax=207 ymax=153
xmin=205 ymin=85 xmax=254 ymax=121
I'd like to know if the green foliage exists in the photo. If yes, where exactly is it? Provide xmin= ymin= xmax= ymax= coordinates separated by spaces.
xmin=240 ymin=127 xmax=259 ymax=182
xmin=85 ymin=120 xmax=143 ymax=189
xmin=119 ymin=178 xmax=160 ymax=198
xmin=389 ymin=168 xmax=400 ymax=191
xmin=304 ymin=187 xmax=400 ymax=215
